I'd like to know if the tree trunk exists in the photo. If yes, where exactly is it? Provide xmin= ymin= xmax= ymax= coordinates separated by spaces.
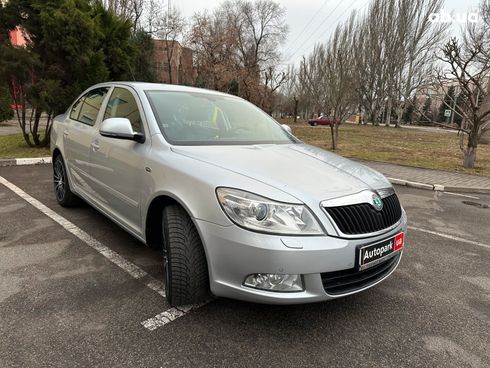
xmin=293 ymin=97 xmax=298 ymax=122
xmin=334 ymin=122 xmax=339 ymax=146
xmin=463 ymin=132 xmax=478 ymax=168
xmin=463 ymin=146 xmax=477 ymax=168
xmin=395 ymin=106 xmax=403 ymax=128
xmin=386 ymin=98 xmax=392 ymax=127
xmin=32 ymin=109 xmax=42 ymax=146
xmin=330 ymin=123 xmax=337 ymax=150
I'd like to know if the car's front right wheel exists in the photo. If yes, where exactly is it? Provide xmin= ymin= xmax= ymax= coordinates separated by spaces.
xmin=162 ymin=204 xmax=210 ymax=306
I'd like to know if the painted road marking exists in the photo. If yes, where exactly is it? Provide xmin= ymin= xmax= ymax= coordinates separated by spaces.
xmin=0 ymin=176 xmax=208 ymax=331
xmin=0 ymin=175 xmax=165 ymax=297
xmin=408 ymin=226 xmax=490 ymax=250
xmin=141 ymin=302 xmax=209 ymax=331
xmin=0 ymin=175 xmax=208 ymax=330
xmin=443 ymin=192 xmax=480 ymax=200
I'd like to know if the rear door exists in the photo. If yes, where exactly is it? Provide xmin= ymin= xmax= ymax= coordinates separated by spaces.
xmin=63 ymin=87 xmax=110 ymax=195
xmin=89 ymin=86 xmax=150 ymax=234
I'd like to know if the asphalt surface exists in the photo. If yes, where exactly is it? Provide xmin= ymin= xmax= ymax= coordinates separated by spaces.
xmin=0 ymin=164 xmax=489 ymax=368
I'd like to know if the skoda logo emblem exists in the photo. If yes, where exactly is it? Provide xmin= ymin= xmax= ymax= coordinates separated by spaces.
xmin=372 ymin=194 xmax=383 ymax=211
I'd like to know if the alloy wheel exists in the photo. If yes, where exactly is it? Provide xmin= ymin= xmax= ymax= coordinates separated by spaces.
xmin=54 ymin=159 xmax=66 ymax=202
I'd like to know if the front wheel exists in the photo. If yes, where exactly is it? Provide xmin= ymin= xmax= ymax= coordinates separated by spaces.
xmin=162 ymin=204 xmax=210 ymax=305
xmin=53 ymin=155 xmax=81 ymax=207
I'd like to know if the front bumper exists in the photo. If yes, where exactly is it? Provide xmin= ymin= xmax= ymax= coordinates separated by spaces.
xmin=196 ymin=210 xmax=407 ymax=304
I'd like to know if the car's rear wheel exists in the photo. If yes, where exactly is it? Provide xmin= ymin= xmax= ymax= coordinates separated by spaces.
xmin=162 ymin=204 xmax=210 ymax=305
xmin=53 ymin=155 xmax=80 ymax=207
xmin=312 ymin=122 xmax=318 ymax=126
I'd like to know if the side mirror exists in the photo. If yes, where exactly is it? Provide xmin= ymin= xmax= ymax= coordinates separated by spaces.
xmin=99 ymin=118 xmax=144 ymax=143
xmin=281 ymin=124 xmax=292 ymax=135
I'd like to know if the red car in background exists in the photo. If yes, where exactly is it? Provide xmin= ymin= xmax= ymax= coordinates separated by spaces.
xmin=308 ymin=116 xmax=339 ymax=126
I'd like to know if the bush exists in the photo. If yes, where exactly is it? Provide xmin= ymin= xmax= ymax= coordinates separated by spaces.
xmin=0 ymin=84 xmax=13 ymax=122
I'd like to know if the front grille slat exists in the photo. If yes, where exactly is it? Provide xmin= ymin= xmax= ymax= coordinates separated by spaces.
xmin=363 ymin=205 xmax=376 ymax=233
xmin=345 ymin=207 xmax=360 ymax=234
xmin=321 ymin=254 xmax=400 ymax=295
xmin=385 ymin=196 xmax=395 ymax=223
xmin=352 ymin=205 xmax=369 ymax=234
xmin=337 ymin=207 xmax=354 ymax=234
xmin=324 ymin=193 xmax=402 ymax=236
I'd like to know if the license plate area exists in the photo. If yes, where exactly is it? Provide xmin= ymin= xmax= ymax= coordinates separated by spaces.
xmin=358 ymin=233 xmax=404 ymax=270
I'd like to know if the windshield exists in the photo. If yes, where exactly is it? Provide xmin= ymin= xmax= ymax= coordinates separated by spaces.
xmin=145 ymin=90 xmax=297 ymax=145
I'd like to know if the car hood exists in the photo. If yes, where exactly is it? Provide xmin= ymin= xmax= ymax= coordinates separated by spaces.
xmin=171 ymin=143 xmax=391 ymax=201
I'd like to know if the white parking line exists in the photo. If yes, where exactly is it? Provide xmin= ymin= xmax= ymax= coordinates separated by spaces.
xmin=0 ymin=175 xmax=206 ymax=330
xmin=408 ymin=226 xmax=490 ymax=250
xmin=0 ymin=175 xmax=166 ymax=296
xmin=141 ymin=302 xmax=208 ymax=331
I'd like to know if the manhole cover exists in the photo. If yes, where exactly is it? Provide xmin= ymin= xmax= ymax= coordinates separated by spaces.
xmin=462 ymin=201 xmax=489 ymax=208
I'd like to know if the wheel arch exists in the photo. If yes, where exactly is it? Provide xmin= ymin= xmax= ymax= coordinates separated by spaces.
xmin=144 ymin=193 xmax=205 ymax=253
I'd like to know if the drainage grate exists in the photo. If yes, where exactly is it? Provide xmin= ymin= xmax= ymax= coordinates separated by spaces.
xmin=462 ymin=201 xmax=489 ymax=209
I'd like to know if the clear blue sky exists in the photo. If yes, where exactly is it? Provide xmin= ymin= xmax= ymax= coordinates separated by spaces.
xmin=173 ymin=0 xmax=481 ymax=65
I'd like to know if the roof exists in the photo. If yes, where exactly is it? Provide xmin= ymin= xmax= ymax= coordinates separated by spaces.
xmin=91 ymin=81 xmax=232 ymax=98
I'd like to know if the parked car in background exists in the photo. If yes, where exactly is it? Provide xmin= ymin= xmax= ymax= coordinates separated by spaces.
xmin=51 ymin=82 xmax=407 ymax=306
xmin=308 ymin=115 xmax=340 ymax=126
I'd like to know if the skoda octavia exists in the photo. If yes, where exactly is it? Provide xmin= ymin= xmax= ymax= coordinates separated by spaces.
xmin=51 ymin=82 xmax=407 ymax=305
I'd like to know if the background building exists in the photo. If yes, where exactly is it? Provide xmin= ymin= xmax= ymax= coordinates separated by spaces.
xmin=152 ymin=39 xmax=195 ymax=85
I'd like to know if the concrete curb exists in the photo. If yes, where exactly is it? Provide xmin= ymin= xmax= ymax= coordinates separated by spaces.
xmin=1 ymin=156 xmax=489 ymax=194
xmin=0 ymin=157 xmax=51 ymax=167
xmin=386 ymin=177 xmax=490 ymax=194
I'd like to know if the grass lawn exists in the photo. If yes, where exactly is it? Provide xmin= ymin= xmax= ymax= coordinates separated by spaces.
xmin=281 ymin=118 xmax=490 ymax=177
xmin=0 ymin=133 xmax=50 ymax=160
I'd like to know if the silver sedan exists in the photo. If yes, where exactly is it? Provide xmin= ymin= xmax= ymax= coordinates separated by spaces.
xmin=51 ymin=82 xmax=407 ymax=305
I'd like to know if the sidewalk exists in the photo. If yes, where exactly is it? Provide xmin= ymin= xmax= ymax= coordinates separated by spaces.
xmin=362 ymin=160 xmax=490 ymax=194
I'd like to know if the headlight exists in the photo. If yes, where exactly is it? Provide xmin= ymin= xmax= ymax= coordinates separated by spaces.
xmin=216 ymin=188 xmax=324 ymax=235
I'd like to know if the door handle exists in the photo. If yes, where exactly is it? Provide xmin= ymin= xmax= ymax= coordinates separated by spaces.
xmin=91 ymin=140 xmax=100 ymax=151
xmin=63 ymin=130 xmax=69 ymax=138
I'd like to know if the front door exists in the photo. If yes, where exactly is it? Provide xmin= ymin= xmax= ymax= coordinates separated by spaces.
xmin=89 ymin=87 xmax=149 ymax=235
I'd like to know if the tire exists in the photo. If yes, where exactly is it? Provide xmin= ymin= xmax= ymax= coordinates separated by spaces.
xmin=312 ymin=122 xmax=318 ymax=126
xmin=53 ymin=154 xmax=81 ymax=207
xmin=162 ymin=204 xmax=210 ymax=305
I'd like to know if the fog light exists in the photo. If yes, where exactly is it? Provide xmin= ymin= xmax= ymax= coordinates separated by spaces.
xmin=243 ymin=273 xmax=304 ymax=292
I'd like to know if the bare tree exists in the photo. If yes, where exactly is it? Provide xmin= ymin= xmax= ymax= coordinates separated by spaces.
xmin=188 ymin=10 xmax=240 ymax=92
xmin=297 ymin=15 xmax=357 ymax=149
xmin=351 ymin=0 xmax=447 ymax=127
xmin=280 ymin=65 xmax=300 ymax=121
xmin=436 ymin=37 xmax=490 ymax=168
xmin=223 ymin=0 xmax=288 ymax=104
xmin=154 ymin=7 xmax=187 ymax=84
xmin=324 ymin=16 xmax=357 ymax=148
xmin=100 ymin=0 xmax=145 ymax=31
xmin=142 ymin=0 xmax=164 ymax=35
xmin=393 ymin=0 xmax=448 ymax=128
xmin=353 ymin=2 xmax=388 ymax=126
xmin=189 ymin=0 xmax=288 ymax=109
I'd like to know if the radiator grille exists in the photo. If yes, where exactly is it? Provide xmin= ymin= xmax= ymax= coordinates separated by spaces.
xmin=324 ymin=194 xmax=402 ymax=235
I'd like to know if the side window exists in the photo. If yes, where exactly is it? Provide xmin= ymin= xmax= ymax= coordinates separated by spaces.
xmin=69 ymin=87 xmax=109 ymax=126
xmin=77 ymin=88 xmax=109 ymax=126
xmin=104 ymin=87 xmax=143 ymax=133
xmin=69 ymin=96 xmax=84 ymax=121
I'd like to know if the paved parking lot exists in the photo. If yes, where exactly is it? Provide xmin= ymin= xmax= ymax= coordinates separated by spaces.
xmin=0 ymin=164 xmax=489 ymax=368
